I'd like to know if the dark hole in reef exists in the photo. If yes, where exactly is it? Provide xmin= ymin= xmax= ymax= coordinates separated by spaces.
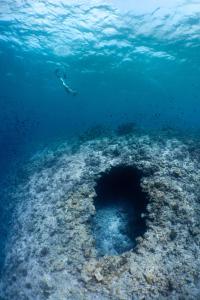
xmin=92 ymin=165 xmax=148 ymax=256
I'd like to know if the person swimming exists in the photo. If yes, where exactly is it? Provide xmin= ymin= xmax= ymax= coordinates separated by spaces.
xmin=55 ymin=68 xmax=77 ymax=96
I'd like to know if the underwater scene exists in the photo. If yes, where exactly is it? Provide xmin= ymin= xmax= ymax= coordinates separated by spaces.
xmin=0 ymin=0 xmax=200 ymax=299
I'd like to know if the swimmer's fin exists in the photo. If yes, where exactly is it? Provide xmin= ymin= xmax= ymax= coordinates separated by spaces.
xmin=72 ymin=91 xmax=78 ymax=96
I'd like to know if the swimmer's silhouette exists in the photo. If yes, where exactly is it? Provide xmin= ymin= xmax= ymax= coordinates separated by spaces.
xmin=55 ymin=68 xmax=77 ymax=96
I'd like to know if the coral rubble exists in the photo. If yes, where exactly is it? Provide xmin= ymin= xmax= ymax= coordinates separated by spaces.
xmin=0 ymin=134 xmax=200 ymax=299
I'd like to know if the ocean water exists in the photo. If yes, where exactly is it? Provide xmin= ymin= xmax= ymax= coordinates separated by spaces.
xmin=1 ymin=0 xmax=200 ymax=171
xmin=0 ymin=0 xmax=200 ymax=285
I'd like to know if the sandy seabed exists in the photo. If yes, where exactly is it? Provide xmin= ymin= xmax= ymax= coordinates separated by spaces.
xmin=0 ymin=133 xmax=200 ymax=300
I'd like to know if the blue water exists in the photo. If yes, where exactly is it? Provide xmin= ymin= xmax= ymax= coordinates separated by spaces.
xmin=0 ymin=0 xmax=200 ymax=274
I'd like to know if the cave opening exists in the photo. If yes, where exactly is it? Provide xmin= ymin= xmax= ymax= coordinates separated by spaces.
xmin=92 ymin=165 xmax=148 ymax=256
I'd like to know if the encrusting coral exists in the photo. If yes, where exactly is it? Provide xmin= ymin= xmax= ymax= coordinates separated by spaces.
xmin=0 ymin=133 xmax=200 ymax=299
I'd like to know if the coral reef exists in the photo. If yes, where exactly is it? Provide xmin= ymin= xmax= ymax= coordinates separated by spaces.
xmin=0 ymin=134 xmax=200 ymax=299
xmin=115 ymin=122 xmax=137 ymax=136
xmin=79 ymin=125 xmax=110 ymax=142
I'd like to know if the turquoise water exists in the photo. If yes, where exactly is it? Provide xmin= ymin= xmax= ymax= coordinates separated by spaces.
xmin=0 ymin=0 xmax=200 ymax=173
xmin=0 ymin=0 xmax=200 ymax=274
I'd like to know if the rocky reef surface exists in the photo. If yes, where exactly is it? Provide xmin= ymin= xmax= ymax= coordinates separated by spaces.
xmin=0 ymin=133 xmax=200 ymax=300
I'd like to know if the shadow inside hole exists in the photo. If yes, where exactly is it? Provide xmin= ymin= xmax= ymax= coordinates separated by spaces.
xmin=92 ymin=165 xmax=148 ymax=256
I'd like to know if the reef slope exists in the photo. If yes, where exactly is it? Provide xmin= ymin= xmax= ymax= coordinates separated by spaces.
xmin=1 ymin=134 xmax=200 ymax=299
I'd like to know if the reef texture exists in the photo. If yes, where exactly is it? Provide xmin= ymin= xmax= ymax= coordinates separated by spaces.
xmin=1 ymin=134 xmax=200 ymax=300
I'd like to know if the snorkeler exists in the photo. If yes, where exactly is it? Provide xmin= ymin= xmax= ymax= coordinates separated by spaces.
xmin=55 ymin=68 xmax=77 ymax=96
